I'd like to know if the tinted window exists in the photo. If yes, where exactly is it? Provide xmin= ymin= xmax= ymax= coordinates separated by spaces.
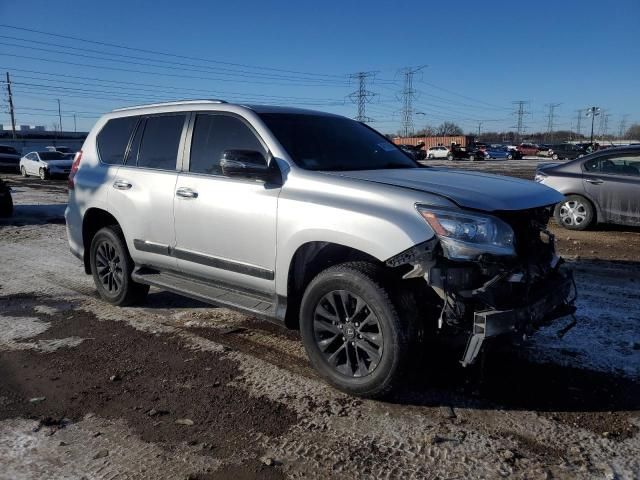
xmin=189 ymin=114 xmax=265 ymax=175
xmin=137 ymin=115 xmax=186 ymax=170
xmin=584 ymin=154 xmax=640 ymax=176
xmin=39 ymin=151 xmax=69 ymax=160
xmin=97 ymin=116 xmax=139 ymax=165
xmin=0 ymin=146 xmax=18 ymax=155
xmin=259 ymin=113 xmax=417 ymax=171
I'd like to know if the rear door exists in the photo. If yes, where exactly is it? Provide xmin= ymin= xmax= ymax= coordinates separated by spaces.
xmin=583 ymin=153 xmax=640 ymax=225
xmin=173 ymin=112 xmax=279 ymax=294
xmin=109 ymin=113 xmax=188 ymax=271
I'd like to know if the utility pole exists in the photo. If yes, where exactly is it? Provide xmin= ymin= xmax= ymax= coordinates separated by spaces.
xmin=477 ymin=121 xmax=483 ymax=137
xmin=398 ymin=65 xmax=426 ymax=137
xmin=5 ymin=72 xmax=16 ymax=139
xmin=575 ymin=109 xmax=583 ymax=138
xmin=73 ymin=113 xmax=77 ymax=133
xmin=585 ymin=106 xmax=601 ymax=145
xmin=545 ymin=103 xmax=561 ymax=141
xmin=57 ymin=99 xmax=63 ymax=133
xmin=512 ymin=100 xmax=529 ymax=141
xmin=348 ymin=71 xmax=377 ymax=123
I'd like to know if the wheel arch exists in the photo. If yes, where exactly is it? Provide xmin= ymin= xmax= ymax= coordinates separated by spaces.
xmin=81 ymin=208 xmax=121 ymax=274
xmin=282 ymin=241 xmax=382 ymax=328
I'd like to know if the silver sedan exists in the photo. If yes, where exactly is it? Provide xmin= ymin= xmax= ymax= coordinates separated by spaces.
xmin=535 ymin=146 xmax=640 ymax=230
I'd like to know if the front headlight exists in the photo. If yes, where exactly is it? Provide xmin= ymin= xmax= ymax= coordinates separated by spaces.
xmin=416 ymin=205 xmax=515 ymax=260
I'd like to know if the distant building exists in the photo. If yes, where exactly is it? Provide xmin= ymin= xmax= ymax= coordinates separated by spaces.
xmin=19 ymin=125 xmax=31 ymax=131
xmin=32 ymin=125 xmax=46 ymax=132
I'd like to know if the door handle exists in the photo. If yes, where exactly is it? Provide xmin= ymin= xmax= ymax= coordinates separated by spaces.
xmin=585 ymin=178 xmax=603 ymax=185
xmin=176 ymin=187 xmax=198 ymax=199
xmin=113 ymin=180 xmax=132 ymax=190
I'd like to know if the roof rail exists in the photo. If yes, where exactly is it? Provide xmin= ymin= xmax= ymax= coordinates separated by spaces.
xmin=112 ymin=99 xmax=227 ymax=112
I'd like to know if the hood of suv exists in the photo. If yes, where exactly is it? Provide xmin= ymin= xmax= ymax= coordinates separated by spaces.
xmin=327 ymin=167 xmax=563 ymax=212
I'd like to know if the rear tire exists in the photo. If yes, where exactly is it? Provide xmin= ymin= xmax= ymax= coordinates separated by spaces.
xmin=447 ymin=153 xmax=454 ymax=161
xmin=554 ymin=195 xmax=594 ymax=231
xmin=299 ymin=261 xmax=413 ymax=398
xmin=89 ymin=226 xmax=149 ymax=306
xmin=552 ymin=153 xmax=559 ymax=160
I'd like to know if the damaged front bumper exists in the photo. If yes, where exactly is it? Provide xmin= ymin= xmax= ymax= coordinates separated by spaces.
xmin=460 ymin=270 xmax=576 ymax=366
xmin=386 ymin=227 xmax=577 ymax=367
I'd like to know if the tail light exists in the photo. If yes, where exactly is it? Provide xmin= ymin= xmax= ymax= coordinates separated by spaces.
xmin=68 ymin=150 xmax=82 ymax=190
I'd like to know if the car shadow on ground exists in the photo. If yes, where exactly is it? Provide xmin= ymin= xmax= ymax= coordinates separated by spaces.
xmin=0 ymin=204 xmax=66 ymax=226
xmin=392 ymin=345 xmax=640 ymax=415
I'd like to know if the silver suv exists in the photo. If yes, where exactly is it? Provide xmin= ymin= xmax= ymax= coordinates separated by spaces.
xmin=66 ymin=100 xmax=576 ymax=398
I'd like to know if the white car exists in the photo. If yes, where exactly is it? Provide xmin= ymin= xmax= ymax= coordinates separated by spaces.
xmin=20 ymin=151 xmax=74 ymax=180
xmin=426 ymin=146 xmax=449 ymax=159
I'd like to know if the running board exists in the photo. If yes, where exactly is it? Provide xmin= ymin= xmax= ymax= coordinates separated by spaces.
xmin=132 ymin=268 xmax=277 ymax=319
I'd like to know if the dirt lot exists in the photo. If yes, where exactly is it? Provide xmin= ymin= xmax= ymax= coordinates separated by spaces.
xmin=1 ymin=171 xmax=639 ymax=479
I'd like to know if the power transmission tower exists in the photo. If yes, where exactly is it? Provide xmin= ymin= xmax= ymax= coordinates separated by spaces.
xmin=618 ymin=114 xmax=629 ymax=138
xmin=599 ymin=113 xmax=610 ymax=141
xmin=5 ymin=72 xmax=16 ymax=139
xmin=545 ymin=103 xmax=561 ymax=141
xmin=512 ymin=101 xmax=530 ymax=141
xmin=575 ymin=109 xmax=583 ymax=137
xmin=398 ymin=65 xmax=426 ymax=137
xmin=348 ymin=71 xmax=377 ymax=123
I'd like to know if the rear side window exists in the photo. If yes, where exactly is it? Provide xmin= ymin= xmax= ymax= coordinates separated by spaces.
xmin=189 ymin=114 xmax=265 ymax=175
xmin=97 ymin=116 xmax=139 ymax=165
xmin=136 ymin=115 xmax=186 ymax=170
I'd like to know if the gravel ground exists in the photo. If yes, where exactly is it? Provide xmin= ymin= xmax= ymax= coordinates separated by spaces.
xmin=1 ymin=172 xmax=639 ymax=479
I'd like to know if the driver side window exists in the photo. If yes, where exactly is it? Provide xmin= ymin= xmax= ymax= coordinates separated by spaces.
xmin=189 ymin=114 xmax=266 ymax=176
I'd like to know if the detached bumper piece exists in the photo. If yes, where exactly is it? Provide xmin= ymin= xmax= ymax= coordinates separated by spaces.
xmin=460 ymin=271 xmax=576 ymax=367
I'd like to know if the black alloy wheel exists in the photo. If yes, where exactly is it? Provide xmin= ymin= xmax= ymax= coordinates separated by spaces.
xmin=313 ymin=290 xmax=383 ymax=378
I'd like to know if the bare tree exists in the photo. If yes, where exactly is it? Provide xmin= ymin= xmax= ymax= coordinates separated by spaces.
xmin=435 ymin=122 xmax=463 ymax=136
xmin=625 ymin=123 xmax=640 ymax=139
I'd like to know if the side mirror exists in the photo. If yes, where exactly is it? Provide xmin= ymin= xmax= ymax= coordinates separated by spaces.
xmin=220 ymin=150 xmax=274 ymax=182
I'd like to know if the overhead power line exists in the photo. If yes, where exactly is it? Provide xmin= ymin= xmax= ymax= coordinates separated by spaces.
xmin=0 ymin=23 xmax=348 ymax=80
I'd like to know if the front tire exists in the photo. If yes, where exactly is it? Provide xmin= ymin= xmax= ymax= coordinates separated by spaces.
xmin=447 ymin=153 xmax=454 ymax=161
xmin=554 ymin=195 xmax=594 ymax=230
xmin=21 ymin=166 xmax=28 ymax=177
xmin=90 ymin=226 xmax=149 ymax=306
xmin=299 ymin=262 xmax=412 ymax=398
xmin=552 ymin=153 xmax=559 ymax=160
xmin=39 ymin=168 xmax=48 ymax=180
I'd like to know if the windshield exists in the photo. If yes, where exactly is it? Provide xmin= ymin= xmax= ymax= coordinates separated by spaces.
xmin=39 ymin=151 xmax=70 ymax=160
xmin=259 ymin=113 xmax=419 ymax=171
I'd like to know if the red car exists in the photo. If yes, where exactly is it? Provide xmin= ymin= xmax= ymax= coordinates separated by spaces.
xmin=516 ymin=143 xmax=539 ymax=156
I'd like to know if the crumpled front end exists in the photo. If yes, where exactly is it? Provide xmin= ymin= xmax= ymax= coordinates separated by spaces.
xmin=386 ymin=206 xmax=577 ymax=366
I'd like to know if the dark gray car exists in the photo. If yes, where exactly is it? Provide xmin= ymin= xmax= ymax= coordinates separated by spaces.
xmin=535 ymin=146 xmax=640 ymax=230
